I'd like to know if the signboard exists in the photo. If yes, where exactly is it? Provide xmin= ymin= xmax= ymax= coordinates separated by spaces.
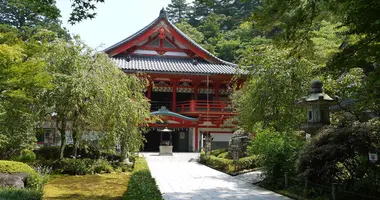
xmin=369 ymin=153 xmax=378 ymax=163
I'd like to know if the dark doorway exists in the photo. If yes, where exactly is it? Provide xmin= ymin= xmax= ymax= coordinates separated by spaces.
xmin=143 ymin=129 xmax=190 ymax=152
xmin=143 ymin=130 xmax=161 ymax=152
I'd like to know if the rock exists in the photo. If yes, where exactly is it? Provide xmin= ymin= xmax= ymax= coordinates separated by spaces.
xmin=0 ymin=173 xmax=26 ymax=188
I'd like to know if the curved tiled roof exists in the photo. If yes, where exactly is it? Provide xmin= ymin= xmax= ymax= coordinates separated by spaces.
xmin=113 ymin=56 xmax=244 ymax=75
xmin=104 ymin=9 xmax=237 ymax=67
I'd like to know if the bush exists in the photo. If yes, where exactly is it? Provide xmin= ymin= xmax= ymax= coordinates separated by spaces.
xmin=0 ymin=160 xmax=43 ymax=191
xmin=297 ymin=120 xmax=380 ymax=197
xmin=0 ymin=188 xmax=42 ymax=200
xmin=201 ymin=152 xmax=257 ymax=173
xmin=236 ymin=156 xmax=257 ymax=171
xmin=217 ymin=152 xmax=229 ymax=159
xmin=35 ymin=146 xmax=60 ymax=160
xmin=59 ymin=158 xmax=93 ymax=175
xmin=58 ymin=158 xmax=113 ymax=175
xmin=247 ymin=124 xmax=304 ymax=183
xmin=93 ymin=159 xmax=113 ymax=173
xmin=123 ymin=157 xmax=162 ymax=200
xmin=11 ymin=149 xmax=36 ymax=163
xmin=211 ymin=148 xmax=228 ymax=157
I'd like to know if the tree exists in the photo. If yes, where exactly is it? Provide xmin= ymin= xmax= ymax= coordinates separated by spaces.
xmin=297 ymin=120 xmax=380 ymax=196
xmin=41 ymin=38 xmax=151 ymax=159
xmin=166 ymin=0 xmax=189 ymax=24
xmin=0 ymin=0 xmax=69 ymax=39
xmin=0 ymin=27 xmax=54 ymax=159
xmin=175 ymin=21 xmax=204 ymax=44
xmin=251 ymin=0 xmax=380 ymax=115
xmin=234 ymin=45 xmax=315 ymax=132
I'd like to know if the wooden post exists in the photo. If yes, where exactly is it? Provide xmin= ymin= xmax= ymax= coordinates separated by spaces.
xmin=194 ymin=80 xmax=199 ymax=100
xmin=147 ymin=84 xmax=152 ymax=99
xmin=284 ymin=172 xmax=289 ymax=188
xmin=332 ymin=183 xmax=337 ymax=200
xmin=195 ymin=126 xmax=199 ymax=151
xmin=172 ymin=80 xmax=177 ymax=111
xmin=215 ymin=82 xmax=219 ymax=101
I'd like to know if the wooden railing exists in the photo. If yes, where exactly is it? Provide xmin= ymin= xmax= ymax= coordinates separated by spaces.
xmin=175 ymin=100 xmax=234 ymax=114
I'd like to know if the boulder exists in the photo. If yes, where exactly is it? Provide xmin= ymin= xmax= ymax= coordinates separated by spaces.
xmin=0 ymin=173 xmax=28 ymax=189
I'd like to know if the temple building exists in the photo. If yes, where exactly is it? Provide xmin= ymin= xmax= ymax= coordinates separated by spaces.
xmin=104 ymin=9 xmax=244 ymax=152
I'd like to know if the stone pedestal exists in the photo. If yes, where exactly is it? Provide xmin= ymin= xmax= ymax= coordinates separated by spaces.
xmin=159 ymin=146 xmax=173 ymax=156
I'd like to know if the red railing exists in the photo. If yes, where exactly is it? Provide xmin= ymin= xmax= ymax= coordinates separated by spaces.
xmin=175 ymin=100 xmax=235 ymax=114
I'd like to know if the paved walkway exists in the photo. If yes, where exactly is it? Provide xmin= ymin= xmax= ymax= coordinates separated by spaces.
xmin=142 ymin=153 xmax=290 ymax=200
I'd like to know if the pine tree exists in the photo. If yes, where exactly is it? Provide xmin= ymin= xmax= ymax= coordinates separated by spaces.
xmin=165 ymin=0 xmax=189 ymax=23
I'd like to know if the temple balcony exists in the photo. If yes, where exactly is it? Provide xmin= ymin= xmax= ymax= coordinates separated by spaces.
xmin=176 ymin=100 xmax=235 ymax=116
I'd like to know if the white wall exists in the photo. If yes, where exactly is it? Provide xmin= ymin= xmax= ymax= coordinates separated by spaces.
xmin=211 ymin=133 xmax=233 ymax=142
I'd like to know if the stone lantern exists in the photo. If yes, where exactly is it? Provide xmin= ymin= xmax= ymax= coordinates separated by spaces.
xmin=296 ymin=80 xmax=338 ymax=135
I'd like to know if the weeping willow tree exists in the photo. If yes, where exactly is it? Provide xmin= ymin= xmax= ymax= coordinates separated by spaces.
xmin=42 ymin=37 xmax=151 ymax=160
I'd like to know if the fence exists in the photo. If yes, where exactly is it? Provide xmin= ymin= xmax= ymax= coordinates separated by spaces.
xmin=282 ymin=172 xmax=380 ymax=200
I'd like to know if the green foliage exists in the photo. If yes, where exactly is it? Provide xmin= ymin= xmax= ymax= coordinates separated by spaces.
xmin=166 ymin=0 xmax=189 ymax=23
xmin=297 ymin=120 xmax=380 ymax=196
xmin=236 ymin=156 xmax=257 ymax=170
xmin=11 ymin=149 xmax=36 ymax=163
xmin=210 ymin=148 xmax=227 ymax=157
xmin=0 ymin=188 xmax=42 ymax=200
xmin=92 ymin=159 xmax=113 ymax=174
xmin=200 ymin=152 xmax=257 ymax=173
xmin=247 ymin=124 xmax=304 ymax=183
xmin=175 ymin=21 xmax=204 ymax=44
xmin=234 ymin=45 xmax=315 ymax=132
xmin=0 ymin=160 xmax=43 ymax=191
xmin=217 ymin=152 xmax=229 ymax=159
xmin=124 ymin=157 xmax=162 ymax=200
xmin=58 ymin=158 xmax=113 ymax=175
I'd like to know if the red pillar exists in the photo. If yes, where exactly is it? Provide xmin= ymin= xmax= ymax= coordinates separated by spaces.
xmin=194 ymin=80 xmax=199 ymax=100
xmin=195 ymin=126 xmax=199 ymax=152
xmin=147 ymin=83 xmax=152 ymax=100
xmin=172 ymin=80 xmax=177 ymax=111
xmin=215 ymin=82 xmax=219 ymax=101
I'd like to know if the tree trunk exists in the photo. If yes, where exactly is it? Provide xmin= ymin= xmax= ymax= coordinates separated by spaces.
xmin=59 ymin=117 xmax=67 ymax=159
xmin=120 ymin=138 xmax=128 ymax=163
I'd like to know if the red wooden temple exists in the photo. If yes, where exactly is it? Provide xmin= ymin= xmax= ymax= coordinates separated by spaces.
xmin=104 ymin=9 xmax=245 ymax=152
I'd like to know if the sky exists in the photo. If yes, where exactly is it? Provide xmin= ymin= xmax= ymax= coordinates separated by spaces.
xmin=56 ymin=0 xmax=191 ymax=50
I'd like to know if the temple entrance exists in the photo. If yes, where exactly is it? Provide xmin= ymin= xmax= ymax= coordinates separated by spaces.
xmin=142 ymin=129 xmax=190 ymax=152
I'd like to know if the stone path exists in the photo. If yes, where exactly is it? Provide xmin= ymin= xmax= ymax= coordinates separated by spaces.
xmin=142 ymin=153 xmax=290 ymax=200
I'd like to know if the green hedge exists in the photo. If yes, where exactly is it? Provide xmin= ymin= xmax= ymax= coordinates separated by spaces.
xmin=0 ymin=188 xmax=42 ymax=200
xmin=200 ymin=152 xmax=257 ymax=173
xmin=210 ymin=148 xmax=228 ymax=157
xmin=0 ymin=160 xmax=43 ymax=191
xmin=123 ymin=157 xmax=162 ymax=200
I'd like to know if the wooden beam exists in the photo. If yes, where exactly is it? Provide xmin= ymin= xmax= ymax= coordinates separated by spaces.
xmin=195 ymin=126 xmax=199 ymax=152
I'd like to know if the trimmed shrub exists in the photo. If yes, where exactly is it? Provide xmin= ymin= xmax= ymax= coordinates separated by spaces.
xmin=210 ymin=148 xmax=228 ymax=157
xmin=0 ymin=161 xmax=43 ymax=191
xmin=236 ymin=156 xmax=257 ymax=171
xmin=217 ymin=152 xmax=229 ymax=159
xmin=0 ymin=188 xmax=42 ymax=200
xmin=124 ymin=157 xmax=162 ymax=200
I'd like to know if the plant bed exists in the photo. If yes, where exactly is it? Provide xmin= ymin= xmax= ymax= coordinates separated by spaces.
xmin=123 ymin=157 xmax=162 ymax=200
xmin=199 ymin=151 xmax=257 ymax=175
xmin=43 ymin=173 xmax=130 ymax=200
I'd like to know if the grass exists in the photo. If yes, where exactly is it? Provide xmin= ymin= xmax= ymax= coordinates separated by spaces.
xmin=43 ymin=173 xmax=130 ymax=200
